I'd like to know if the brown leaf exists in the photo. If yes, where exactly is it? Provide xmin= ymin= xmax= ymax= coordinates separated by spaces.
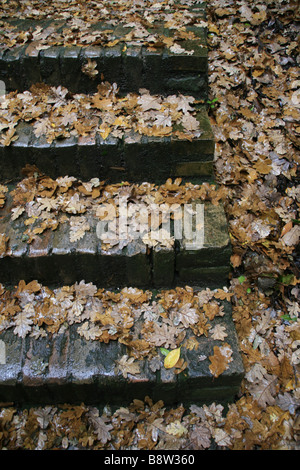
xmin=0 ymin=233 xmax=9 ymax=257
xmin=87 ymin=407 xmax=113 ymax=444
xmin=190 ymin=425 xmax=211 ymax=449
xmin=209 ymin=343 xmax=233 ymax=378
xmin=280 ymin=221 xmax=293 ymax=237
xmin=230 ymin=253 xmax=242 ymax=268
xmin=116 ymin=355 xmax=140 ymax=378
xmin=82 ymin=59 xmax=99 ymax=79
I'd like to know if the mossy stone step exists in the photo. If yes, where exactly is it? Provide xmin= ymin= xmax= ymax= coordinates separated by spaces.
xmin=0 ymin=284 xmax=244 ymax=406
xmin=0 ymin=108 xmax=214 ymax=183
xmin=0 ymin=188 xmax=231 ymax=288
xmin=0 ymin=13 xmax=208 ymax=97
xmin=0 ymin=38 xmax=208 ymax=98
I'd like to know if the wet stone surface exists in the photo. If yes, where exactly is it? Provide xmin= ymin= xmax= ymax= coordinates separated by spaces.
xmin=0 ymin=2 xmax=244 ymax=409
xmin=0 ymin=20 xmax=208 ymax=96
xmin=0 ymin=108 xmax=214 ymax=183
xmin=0 ymin=200 xmax=231 ymax=289
xmin=0 ymin=299 xmax=244 ymax=406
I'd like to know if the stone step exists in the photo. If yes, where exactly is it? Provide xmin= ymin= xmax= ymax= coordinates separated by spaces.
xmin=0 ymin=282 xmax=244 ymax=406
xmin=0 ymin=103 xmax=214 ymax=183
xmin=0 ymin=179 xmax=231 ymax=289
xmin=0 ymin=2 xmax=208 ymax=97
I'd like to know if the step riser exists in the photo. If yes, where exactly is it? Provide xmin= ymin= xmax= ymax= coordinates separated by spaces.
xmin=0 ymin=46 xmax=208 ymax=98
xmin=0 ymin=141 xmax=214 ymax=185
xmin=0 ymin=254 xmax=230 ymax=289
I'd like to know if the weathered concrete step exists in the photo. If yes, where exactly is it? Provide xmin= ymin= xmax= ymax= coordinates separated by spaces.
xmin=0 ymin=283 xmax=244 ymax=406
xmin=0 ymin=4 xmax=208 ymax=97
xmin=0 ymin=107 xmax=214 ymax=183
xmin=0 ymin=184 xmax=231 ymax=288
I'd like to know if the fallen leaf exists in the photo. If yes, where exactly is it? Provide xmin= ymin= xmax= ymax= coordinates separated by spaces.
xmin=190 ymin=425 xmax=211 ymax=449
xmin=164 ymin=347 xmax=181 ymax=369
xmin=210 ymin=324 xmax=228 ymax=341
xmin=116 ymin=355 xmax=140 ymax=378
xmin=82 ymin=59 xmax=98 ymax=79
xmin=209 ymin=343 xmax=233 ymax=378
xmin=281 ymin=225 xmax=300 ymax=246
xmin=166 ymin=420 xmax=188 ymax=437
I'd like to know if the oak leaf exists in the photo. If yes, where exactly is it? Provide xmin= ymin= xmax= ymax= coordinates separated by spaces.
xmin=210 ymin=324 xmax=228 ymax=341
xmin=209 ymin=343 xmax=233 ymax=378
xmin=137 ymin=92 xmax=161 ymax=112
xmin=181 ymin=113 xmax=199 ymax=132
xmin=87 ymin=407 xmax=113 ymax=444
xmin=77 ymin=321 xmax=103 ymax=341
xmin=190 ymin=425 xmax=211 ymax=449
xmin=213 ymin=428 xmax=232 ymax=447
xmin=147 ymin=321 xmax=181 ymax=349
xmin=166 ymin=420 xmax=188 ymax=437
xmin=116 ymin=355 xmax=140 ymax=378
xmin=13 ymin=306 xmax=34 ymax=338
xmin=184 ymin=336 xmax=199 ymax=351
xmin=281 ymin=225 xmax=300 ymax=247
xmin=37 ymin=197 xmax=58 ymax=212
xmin=69 ymin=216 xmax=90 ymax=243
xmin=82 ymin=59 xmax=98 ymax=79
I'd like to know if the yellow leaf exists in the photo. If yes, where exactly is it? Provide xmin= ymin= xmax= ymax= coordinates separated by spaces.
xmin=113 ymin=116 xmax=129 ymax=128
xmin=166 ymin=420 xmax=188 ymax=437
xmin=164 ymin=347 xmax=181 ymax=369
xmin=99 ymin=124 xmax=111 ymax=140
xmin=107 ymin=39 xmax=120 ymax=47
xmin=208 ymin=24 xmax=219 ymax=35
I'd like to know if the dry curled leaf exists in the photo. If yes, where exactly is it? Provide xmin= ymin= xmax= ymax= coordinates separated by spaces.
xmin=82 ymin=59 xmax=99 ymax=79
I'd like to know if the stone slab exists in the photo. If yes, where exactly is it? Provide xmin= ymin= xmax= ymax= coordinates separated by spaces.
xmin=0 ymin=108 xmax=214 ymax=183
xmin=0 ymin=295 xmax=244 ymax=406
xmin=0 ymin=196 xmax=231 ymax=289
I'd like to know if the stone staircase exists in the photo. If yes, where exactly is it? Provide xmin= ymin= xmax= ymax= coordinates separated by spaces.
xmin=0 ymin=1 xmax=244 ymax=407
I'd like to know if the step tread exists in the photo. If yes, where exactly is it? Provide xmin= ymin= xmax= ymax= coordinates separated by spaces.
xmin=0 ymin=85 xmax=214 ymax=182
xmin=0 ymin=177 xmax=231 ymax=288
xmin=0 ymin=282 xmax=244 ymax=405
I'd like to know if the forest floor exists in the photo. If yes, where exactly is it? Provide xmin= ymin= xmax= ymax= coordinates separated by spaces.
xmin=0 ymin=0 xmax=299 ymax=450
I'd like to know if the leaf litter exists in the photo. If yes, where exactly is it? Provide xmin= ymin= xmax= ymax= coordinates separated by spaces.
xmin=0 ymin=281 xmax=230 ymax=374
xmin=0 ymin=170 xmax=225 ymax=251
xmin=0 ymin=0 xmax=205 ymax=55
xmin=0 ymin=0 xmax=300 ymax=451
xmin=0 ymin=82 xmax=203 ymax=146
